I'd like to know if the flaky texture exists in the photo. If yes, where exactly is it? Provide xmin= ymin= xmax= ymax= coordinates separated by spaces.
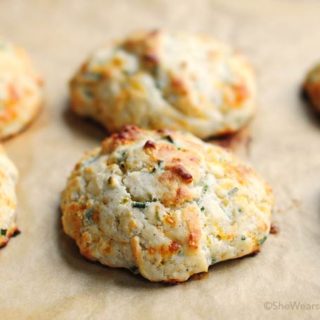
xmin=0 ymin=39 xmax=43 ymax=140
xmin=303 ymin=63 xmax=320 ymax=112
xmin=0 ymin=146 xmax=18 ymax=247
xmin=61 ymin=126 xmax=273 ymax=282
xmin=70 ymin=30 xmax=256 ymax=139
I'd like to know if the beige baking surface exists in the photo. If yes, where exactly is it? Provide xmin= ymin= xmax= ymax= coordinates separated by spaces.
xmin=1 ymin=0 xmax=320 ymax=319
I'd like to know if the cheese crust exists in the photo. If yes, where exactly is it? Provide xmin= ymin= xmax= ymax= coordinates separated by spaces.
xmin=61 ymin=126 xmax=273 ymax=282
xmin=0 ymin=146 xmax=18 ymax=247
xmin=70 ymin=30 xmax=256 ymax=139
xmin=0 ymin=39 xmax=43 ymax=140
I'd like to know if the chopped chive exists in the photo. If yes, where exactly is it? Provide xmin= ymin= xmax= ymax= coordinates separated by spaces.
xmin=211 ymin=257 xmax=217 ymax=264
xmin=259 ymin=236 xmax=267 ymax=245
xmin=203 ymin=185 xmax=209 ymax=193
xmin=132 ymin=202 xmax=147 ymax=209
xmin=118 ymin=151 xmax=127 ymax=163
xmin=200 ymin=206 xmax=205 ymax=212
xmin=241 ymin=235 xmax=246 ymax=241
xmin=0 ymin=229 xmax=7 ymax=236
xmin=228 ymin=187 xmax=239 ymax=196
xmin=84 ymin=208 xmax=94 ymax=224
xmin=163 ymin=135 xmax=174 ymax=144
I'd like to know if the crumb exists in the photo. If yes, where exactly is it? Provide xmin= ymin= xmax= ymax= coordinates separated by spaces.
xmin=270 ymin=223 xmax=279 ymax=235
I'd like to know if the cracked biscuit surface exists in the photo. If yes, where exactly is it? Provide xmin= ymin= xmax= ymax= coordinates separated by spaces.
xmin=0 ymin=146 xmax=18 ymax=248
xmin=70 ymin=30 xmax=256 ymax=139
xmin=0 ymin=39 xmax=43 ymax=140
xmin=61 ymin=126 xmax=273 ymax=282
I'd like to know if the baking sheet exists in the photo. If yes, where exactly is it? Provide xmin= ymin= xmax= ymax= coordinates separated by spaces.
xmin=1 ymin=0 xmax=320 ymax=319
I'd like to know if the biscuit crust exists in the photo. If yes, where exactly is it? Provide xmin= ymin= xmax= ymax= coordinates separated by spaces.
xmin=0 ymin=146 xmax=18 ymax=247
xmin=61 ymin=126 xmax=273 ymax=282
xmin=0 ymin=39 xmax=43 ymax=140
xmin=70 ymin=30 xmax=256 ymax=139
xmin=303 ymin=63 xmax=320 ymax=112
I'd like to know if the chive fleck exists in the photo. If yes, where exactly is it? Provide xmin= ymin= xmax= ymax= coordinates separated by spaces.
xmin=84 ymin=209 xmax=94 ymax=224
xmin=0 ymin=229 xmax=7 ymax=236
xmin=117 ymin=151 xmax=127 ymax=164
xmin=228 ymin=187 xmax=239 ymax=196
xmin=211 ymin=257 xmax=217 ymax=264
xmin=163 ymin=135 xmax=174 ymax=144
xmin=201 ymin=206 xmax=205 ymax=212
xmin=241 ymin=235 xmax=246 ymax=241
xmin=132 ymin=202 xmax=147 ymax=209
xmin=203 ymin=185 xmax=209 ymax=193
xmin=259 ymin=236 xmax=267 ymax=245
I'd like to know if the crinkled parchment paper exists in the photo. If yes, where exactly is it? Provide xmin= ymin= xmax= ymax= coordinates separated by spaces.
xmin=0 ymin=0 xmax=319 ymax=319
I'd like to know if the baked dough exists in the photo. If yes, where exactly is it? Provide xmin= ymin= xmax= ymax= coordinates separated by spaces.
xmin=0 ymin=146 xmax=18 ymax=248
xmin=61 ymin=126 xmax=273 ymax=282
xmin=70 ymin=30 xmax=256 ymax=139
xmin=0 ymin=39 xmax=43 ymax=140
xmin=303 ymin=63 xmax=320 ymax=112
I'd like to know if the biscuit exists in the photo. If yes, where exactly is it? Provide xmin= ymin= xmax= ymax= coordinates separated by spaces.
xmin=0 ymin=146 xmax=18 ymax=248
xmin=61 ymin=126 xmax=273 ymax=282
xmin=303 ymin=63 xmax=320 ymax=112
xmin=70 ymin=30 xmax=256 ymax=139
xmin=0 ymin=39 xmax=43 ymax=140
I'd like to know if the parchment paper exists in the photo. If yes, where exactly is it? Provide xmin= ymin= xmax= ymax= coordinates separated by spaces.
xmin=0 ymin=1 xmax=320 ymax=319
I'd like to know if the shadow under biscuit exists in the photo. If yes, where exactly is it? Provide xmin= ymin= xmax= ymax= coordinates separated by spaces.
xmin=62 ymin=101 xmax=107 ymax=142
xmin=209 ymin=125 xmax=253 ymax=158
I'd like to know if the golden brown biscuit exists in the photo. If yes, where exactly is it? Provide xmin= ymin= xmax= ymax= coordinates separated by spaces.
xmin=0 ymin=39 xmax=43 ymax=140
xmin=0 ymin=146 xmax=18 ymax=248
xmin=303 ymin=63 xmax=320 ymax=112
xmin=70 ymin=30 xmax=256 ymax=139
xmin=61 ymin=126 xmax=273 ymax=282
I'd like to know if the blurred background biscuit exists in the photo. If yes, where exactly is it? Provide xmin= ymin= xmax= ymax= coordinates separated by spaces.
xmin=0 ymin=39 xmax=43 ymax=140
xmin=70 ymin=30 xmax=256 ymax=139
